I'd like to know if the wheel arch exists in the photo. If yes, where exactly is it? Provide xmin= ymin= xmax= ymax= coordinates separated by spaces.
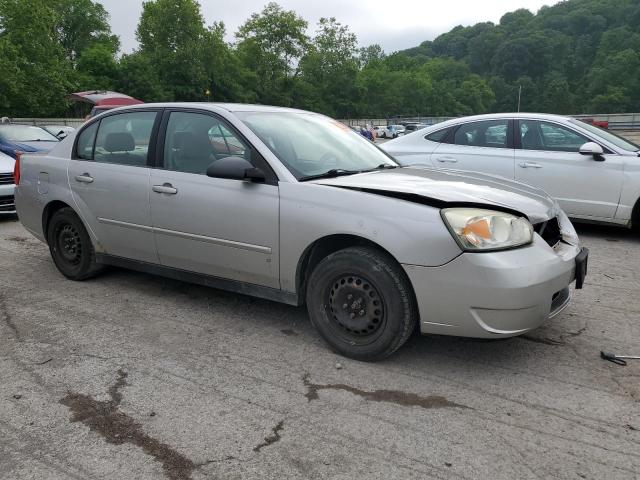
xmin=632 ymin=196 xmax=640 ymax=229
xmin=295 ymin=234 xmax=413 ymax=305
xmin=42 ymin=200 xmax=74 ymax=242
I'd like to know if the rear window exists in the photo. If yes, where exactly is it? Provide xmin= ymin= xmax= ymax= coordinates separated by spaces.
xmin=0 ymin=125 xmax=59 ymax=142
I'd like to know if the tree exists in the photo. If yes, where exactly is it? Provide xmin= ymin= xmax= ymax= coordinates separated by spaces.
xmin=297 ymin=18 xmax=359 ymax=117
xmin=51 ymin=0 xmax=118 ymax=65
xmin=136 ymin=0 xmax=209 ymax=101
xmin=235 ymin=2 xmax=308 ymax=105
xmin=0 ymin=0 xmax=74 ymax=116
xmin=117 ymin=52 xmax=169 ymax=102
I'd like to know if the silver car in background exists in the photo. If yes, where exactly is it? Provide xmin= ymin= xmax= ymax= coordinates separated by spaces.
xmin=0 ymin=151 xmax=16 ymax=214
xmin=14 ymin=103 xmax=588 ymax=360
xmin=383 ymin=113 xmax=640 ymax=228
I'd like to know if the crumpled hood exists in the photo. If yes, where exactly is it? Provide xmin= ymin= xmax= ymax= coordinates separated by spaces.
xmin=0 ymin=152 xmax=15 ymax=173
xmin=312 ymin=166 xmax=559 ymax=224
xmin=4 ymin=140 xmax=58 ymax=154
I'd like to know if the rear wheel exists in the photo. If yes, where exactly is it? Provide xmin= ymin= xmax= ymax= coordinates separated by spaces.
xmin=47 ymin=208 xmax=103 ymax=280
xmin=306 ymin=247 xmax=417 ymax=361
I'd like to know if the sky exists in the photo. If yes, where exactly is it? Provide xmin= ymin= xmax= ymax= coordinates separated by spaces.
xmin=101 ymin=0 xmax=561 ymax=54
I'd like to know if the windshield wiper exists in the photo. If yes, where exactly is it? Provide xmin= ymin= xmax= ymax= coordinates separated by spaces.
xmin=360 ymin=163 xmax=399 ymax=173
xmin=299 ymin=169 xmax=362 ymax=181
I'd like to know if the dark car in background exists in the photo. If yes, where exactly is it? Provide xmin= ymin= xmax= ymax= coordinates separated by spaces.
xmin=0 ymin=125 xmax=60 ymax=158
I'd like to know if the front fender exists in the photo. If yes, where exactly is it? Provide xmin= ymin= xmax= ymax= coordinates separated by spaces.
xmin=279 ymin=182 xmax=462 ymax=293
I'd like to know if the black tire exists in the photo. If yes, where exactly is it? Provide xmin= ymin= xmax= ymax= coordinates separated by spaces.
xmin=306 ymin=247 xmax=417 ymax=361
xmin=47 ymin=208 xmax=103 ymax=280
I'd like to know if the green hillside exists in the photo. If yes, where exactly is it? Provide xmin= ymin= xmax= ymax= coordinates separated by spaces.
xmin=1 ymin=0 xmax=639 ymax=118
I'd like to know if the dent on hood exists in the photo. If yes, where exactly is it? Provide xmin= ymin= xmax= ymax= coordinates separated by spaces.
xmin=331 ymin=185 xmax=539 ymax=221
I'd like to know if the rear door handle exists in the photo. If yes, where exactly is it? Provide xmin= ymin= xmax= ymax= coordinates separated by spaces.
xmin=152 ymin=183 xmax=178 ymax=195
xmin=435 ymin=156 xmax=458 ymax=163
xmin=519 ymin=162 xmax=542 ymax=169
xmin=74 ymin=173 xmax=94 ymax=183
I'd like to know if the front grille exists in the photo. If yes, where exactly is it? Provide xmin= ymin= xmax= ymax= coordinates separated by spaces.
xmin=0 ymin=195 xmax=15 ymax=212
xmin=534 ymin=216 xmax=562 ymax=248
xmin=0 ymin=173 xmax=13 ymax=185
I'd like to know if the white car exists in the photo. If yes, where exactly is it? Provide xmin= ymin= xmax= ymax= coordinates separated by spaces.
xmin=383 ymin=113 xmax=640 ymax=227
xmin=375 ymin=126 xmax=399 ymax=139
xmin=0 ymin=150 xmax=16 ymax=214
xmin=389 ymin=124 xmax=405 ymax=136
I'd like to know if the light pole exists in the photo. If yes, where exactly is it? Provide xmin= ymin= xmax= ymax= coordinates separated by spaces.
xmin=517 ymin=85 xmax=522 ymax=112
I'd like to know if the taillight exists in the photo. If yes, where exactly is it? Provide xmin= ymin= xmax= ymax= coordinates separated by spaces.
xmin=13 ymin=151 xmax=21 ymax=185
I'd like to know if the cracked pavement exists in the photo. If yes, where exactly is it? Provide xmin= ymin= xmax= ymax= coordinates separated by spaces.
xmin=1 ymin=216 xmax=639 ymax=479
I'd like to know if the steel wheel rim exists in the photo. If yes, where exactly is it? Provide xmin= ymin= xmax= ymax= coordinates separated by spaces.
xmin=57 ymin=223 xmax=82 ymax=265
xmin=325 ymin=274 xmax=386 ymax=345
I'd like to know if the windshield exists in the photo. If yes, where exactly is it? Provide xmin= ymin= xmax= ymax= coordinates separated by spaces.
xmin=237 ymin=112 xmax=398 ymax=179
xmin=0 ymin=125 xmax=59 ymax=142
xmin=570 ymin=119 xmax=639 ymax=152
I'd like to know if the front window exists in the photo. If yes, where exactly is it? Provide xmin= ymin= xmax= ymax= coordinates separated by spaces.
xmin=163 ymin=111 xmax=251 ymax=174
xmin=570 ymin=119 xmax=640 ymax=152
xmin=0 ymin=125 xmax=59 ymax=142
xmin=236 ymin=112 xmax=397 ymax=180
xmin=520 ymin=120 xmax=588 ymax=153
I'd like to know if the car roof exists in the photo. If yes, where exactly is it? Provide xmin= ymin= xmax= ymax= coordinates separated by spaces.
xmin=430 ymin=112 xmax=572 ymax=130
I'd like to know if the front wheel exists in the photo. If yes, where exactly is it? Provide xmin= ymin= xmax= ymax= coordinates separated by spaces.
xmin=47 ymin=208 xmax=103 ymax=280
xmin=306 ymin=247 xmax=417 ymax=361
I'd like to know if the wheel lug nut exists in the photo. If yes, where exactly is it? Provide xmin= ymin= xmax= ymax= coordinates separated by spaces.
xmin=350 ymin=313 xmax=355 ymax=319
xmin=347 ymin=294 xmax=353 ymax=300
xmin=359 ymin=310 xmax=365 ymax=316
xmin=342 ymin=303 xmax=348 ymax=309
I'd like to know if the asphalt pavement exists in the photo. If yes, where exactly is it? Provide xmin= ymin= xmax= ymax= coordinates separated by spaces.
xmin=1 ymin=215 xmax=638 ymax=479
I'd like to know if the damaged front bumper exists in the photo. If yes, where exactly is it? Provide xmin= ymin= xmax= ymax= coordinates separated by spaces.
xmin=403 ymin=236 xmax=586 ymax=338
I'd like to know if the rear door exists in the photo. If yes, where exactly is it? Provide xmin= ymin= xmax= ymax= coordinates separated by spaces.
xmin=430 ymin=119 xmax=515 ymax=179
xmin=149 ymin=109 xmax=280 ymax=288
xmin=68 ymin=110 xmax=161 ymax=263
xmin=514 ymin=119 xmax=624 ymax=218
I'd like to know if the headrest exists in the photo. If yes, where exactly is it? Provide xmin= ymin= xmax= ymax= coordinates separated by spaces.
xmin=172 ymin=131 xmax=195 ymax=147
xmin=104 ymin=132 xmax=135 ymax=153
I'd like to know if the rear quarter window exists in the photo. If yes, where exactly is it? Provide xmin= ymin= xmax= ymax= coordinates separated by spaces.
xmin=425 ymin=127 xmax=451 ymax=143
xmin=75 ymin=122 xmax=99 ymax=160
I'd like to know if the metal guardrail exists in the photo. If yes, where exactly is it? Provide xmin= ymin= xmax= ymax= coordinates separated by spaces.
xmin=8 ymin=118 xmax=86 ymax=128
xmin=341 ymin=113 xmax=640 ymax=130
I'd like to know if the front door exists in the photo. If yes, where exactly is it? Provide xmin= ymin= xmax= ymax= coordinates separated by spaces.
xmin=430 ymin=118 xmax=515 ymax=179
xmin=514 ymin=119 xmax=624 ymax=219
xmin=68 ymin=110 xmax=160 ymax=263
xmin=149 ymin=110 xmax=280 ymax=288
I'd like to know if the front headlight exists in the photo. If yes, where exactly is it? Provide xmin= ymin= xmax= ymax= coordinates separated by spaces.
xmin=442 ymin=208 xmax=533 ymax=251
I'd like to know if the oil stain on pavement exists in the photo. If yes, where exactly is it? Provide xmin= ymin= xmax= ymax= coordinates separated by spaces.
xmin=60 ymin=369 xmax=197 ymax=480
xmin=302 ymin=373 xmax=469 ymax=409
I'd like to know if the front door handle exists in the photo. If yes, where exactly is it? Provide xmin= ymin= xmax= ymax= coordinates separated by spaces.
xmin=435 ymin=156 xmax=458 ymax=163
xmin=519 ymin=162 xmax=542 ymax=169
xmin=75 ymin=173 xmax=94 ymax=183
xmin=152 ymin=183 xmax=178 ymax=195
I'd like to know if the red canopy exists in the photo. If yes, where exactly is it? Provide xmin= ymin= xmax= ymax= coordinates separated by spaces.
xmin=66 ymin=91 xmax=144 ymax=107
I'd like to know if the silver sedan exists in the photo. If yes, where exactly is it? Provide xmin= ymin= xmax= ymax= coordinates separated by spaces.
xmin=14 ymin=103 xmax=588 ymax=360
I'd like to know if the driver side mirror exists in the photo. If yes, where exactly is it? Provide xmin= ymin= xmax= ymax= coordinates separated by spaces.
xmin=206 ymin=156 xmax=266 ymax=182
xmin=579 ymin=142 xmax=605 ymax=161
